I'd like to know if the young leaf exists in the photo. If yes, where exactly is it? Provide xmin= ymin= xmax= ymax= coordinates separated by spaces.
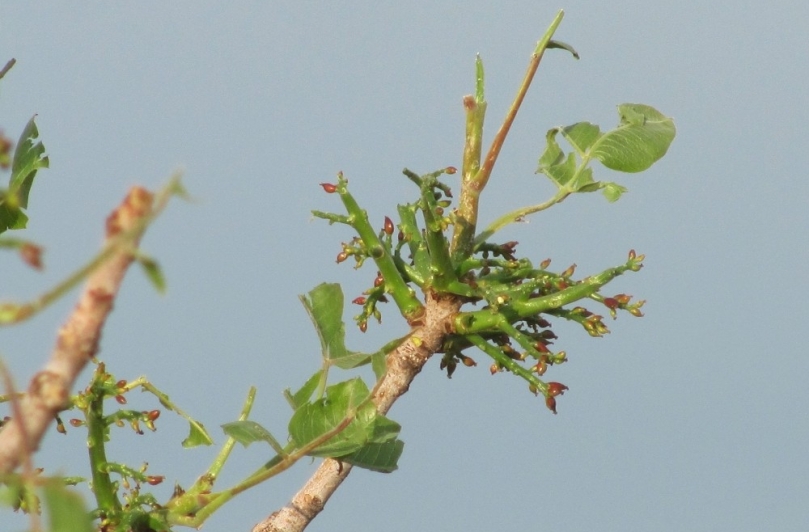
xmin=288 ymin=378 xmax=401 ymax=457
xmin=284 ymin=369 xmax=324 ymax=409
xmin=547 ymin=39 xmax=580 ymax=59
xmin=536 ymin=130 xmax=576 ymax=188
xmin=10 ymin=115 xmax=49 ymax=208
xmin=0 ymin=116 xmax=49 ymax=233
xmin=137 ymin=255 xmax=167 ymax=294
xmin=341 ymin=439 xmax=404 ymax=473
xmin=590 ymin=104 xmax=676 ymax=172
xmin=300 ymin=283 xmax=371 ymax=369
xmin=221 ymin=420 xmax=284 ymax=454
xmin=182 ymin=418 xmax=214 ymax=448
xmin=43 ymin=483 xmax=94 ymax=532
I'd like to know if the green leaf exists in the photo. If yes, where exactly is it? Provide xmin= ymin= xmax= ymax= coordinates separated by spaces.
xmin=222 ymin=420 xmax=284 ymax=453
xmin=137 ymin=255 xmax=166 ymax=293
xmin=0 ymin=116 xmax=49 ymax=234
xmin=601 ymin=182 xmax=628 ymax=202
xmin=288 ymin=378 xmax=401 ymax=458
xmin=590 ymin=104 xmax=676 ymax=173
xmin=341 ymin=439 xmax=404 ymax=473
xmin=561 ymin=122 xmax=601 ymax=153
xmin=300 ymin=283 xmax=370 ymax=369
xmin=284 ymin=369 xmax=324 ymax=410
xmin=43 ymin=483 xmax=93 ymax=532
xmin=536 ymin=129 xmax=576 ymax=188
xmin=371 ymin=351 xmax=387 ymax=380
xmin=182 ymin=418 xmax=213 ymax=448
xmin=547 ymin=39 xmax=580 ymax=59
xmin=10 ymin=116 xmax=49 ymax=208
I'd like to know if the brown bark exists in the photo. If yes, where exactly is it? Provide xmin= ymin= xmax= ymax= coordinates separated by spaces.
xmin=252 ymin=291 xmax=460 ymax=532
xmin=0 ymin=187 xmax=154 ymax=474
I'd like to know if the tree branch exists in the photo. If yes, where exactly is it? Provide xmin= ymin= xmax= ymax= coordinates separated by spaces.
xmin=0 ymin=187 xmax=155 ymax=474
xmin=252 ymin=291 xmax=460 ymax=532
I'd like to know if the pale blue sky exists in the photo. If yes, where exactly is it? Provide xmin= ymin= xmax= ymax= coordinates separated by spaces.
xmin=2 ymin=2 xmax=808 ymax=531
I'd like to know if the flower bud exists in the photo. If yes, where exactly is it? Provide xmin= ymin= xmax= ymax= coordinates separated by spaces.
xmin=561 ymin=263 xmax=577 ymax=278
xmin=445 ymin=166 xmax=457 ymax=175
xmin=352 ymin=296 xmax=366 ymax=305
xmin=20 ymin=243 xmax=43 ymax=270
xmin=545 ymin=395 xmax=558 ymax=414
xmin=461 ymin=355 xmax=477 ymax=367
xmin=383 ymin=216 xmax=394 ymax=235
xmin=547 ymin=382 xmax=568 ymax=397
xmin=320 ymin=183 xmax=337 ymax=193
xmin=539 ymin=258 xmax=552 ymax=269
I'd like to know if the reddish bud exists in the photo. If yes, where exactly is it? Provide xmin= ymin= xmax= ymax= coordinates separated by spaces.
xmin=146 ymin=475 xmax=165 ymax=486
xmin=352 ymin=296 xmax=366 ymax=305
xmin=116 ymin=379 xmax=127 ymax=389
xmin=320 ymin=183 xmax=337 ymax=193
xmin=489 ymin=363 xmax=499 ymax=375
xmin=383 ymin=216 xmax=394 ymax=235
xmin=147 ymin=410 xmax=161 ymax=421
xmin=547 ymin=382 xmax=568 ymax=397
xmin=556 ymin=279 xmax=568 ymax=289
xmin=534 ymin=342 xmax=551 ymax=353
xmin=69 ymin=418 xmax=84 ymax=427
xmin=539 ymin=258 xmax=552 ymax=269
xmin=374 ymin=272 xmax=384 ymax=287
xmin=463 ymin=95 xmax=476 ymax=110
xmin=545 ymin=395 xmax=558 ymax=414
xmin=56 ymin=420 xmax=67 ymax=434
xmin=336 ymin=251 xmax=348 ymax=264
xmin=614 ymin=294 xmax=632 ymax=305
xmin=461 ymin=355 xmax=477 ymax=367
xmin=539 ymin=330 xmax=557 ymax=340
xmin=533 ymin=359 xmax=547 ymax=376
xmin=359 ymin=321 xmax=368 ymax=333
xmin=628 ymin=249 xmax=636 ymax=260
xmin=19 ymin=243 xmax=43 ymax=270
xmin=445 ymin=166 xmax=457 ymax=175
xmin=561 ymin=263 xmax=577 ymax=278
xmin=397 ymin=230 xmax=404 ymax=241
xmin=115 ymin=395 xmax=127 ymax=405
xmin=603 ymin=297 xmax=619 ymax=310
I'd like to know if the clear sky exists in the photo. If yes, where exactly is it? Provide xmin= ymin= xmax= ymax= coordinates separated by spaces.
xmin=2 ymin=2 xmax=808 ymax=531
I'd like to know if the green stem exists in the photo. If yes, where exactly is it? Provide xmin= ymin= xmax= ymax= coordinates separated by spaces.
xmin=455 ymin=264 xmax=632 ymax=335
xmin=467 ymin=333 xmax=546 ymax=394
xmin=338 ymin=183 xmax=424 ymax=321
xmin=86 ymin=392 xmax=121 ymax=516
xmin=474 ymin=189 xmax=569 ymax=248
xmin=452 ymin=10 xmax=565 ymax=261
